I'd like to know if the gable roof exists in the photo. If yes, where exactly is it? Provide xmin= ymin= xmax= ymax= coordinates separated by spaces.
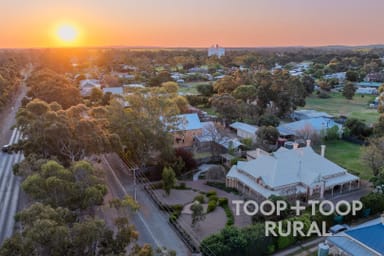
xmin=345 ymin=224 xmax=384 ymax=255
xmin=278 ymin=117 xmax=341 ymax=136
xmin=228 ymin=146 xmax=357 ymax=189
xmin=230 ymin=122 xmax=258 ymax=134
xmin=173 ymin=113 xmax=202 ymax=132
xmin=327 ymin=218 xmax=384 ymax=256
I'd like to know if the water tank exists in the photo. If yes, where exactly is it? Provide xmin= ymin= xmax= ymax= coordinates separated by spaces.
xmin=317 ymin=242 xmax=329 ymax=256
xmin=284 ymin=141 xmax=294 ymax=149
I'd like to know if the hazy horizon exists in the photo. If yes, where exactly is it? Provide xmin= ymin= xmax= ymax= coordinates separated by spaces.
xmin=2 ymin=0 xmax=384 ymax=48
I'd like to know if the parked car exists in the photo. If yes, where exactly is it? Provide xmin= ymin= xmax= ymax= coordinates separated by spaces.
xmin=329 ymin=224 xmax=350 ymax=235
xmin=1 ymin=144 xmax=11 ymax=153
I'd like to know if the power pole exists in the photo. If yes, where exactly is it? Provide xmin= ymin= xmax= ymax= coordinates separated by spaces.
xmin=133 ymin=167 xmax=137 ymax=201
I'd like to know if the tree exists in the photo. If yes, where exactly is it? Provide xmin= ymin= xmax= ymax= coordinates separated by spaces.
xmin=26 ymin=69 xmax=81 ymax=109
xmin=161 ymin=81 xmax=179 ymax=94
xmin=174 ymin=148 xmax=197 ymax=172
xmin=361 ymin=137 xmax=384 ymax=176
xmin=296 ymin=124 xmax=323 ymax=146
xmin=173 ymin=95 xmax=189 ymax=113
xmin=301 ymin=75 xmax=315 ymax=95
xmin=90 ymin=87 xmax=104 ymax=105
xmin=200 ymin=226 xmax=248 ymax=256
xmin=148 ymin=71 xmax=172 ymax=87
xmin=344 ymin=118 xmax=372 ymax=139
xmin=346 ymin=70 xmax=358 ymax=82
xmin=0 ymin=203 xmax=143 ymax=256
xmin=232 ymin=85 xmax=257 ymax=103
xmin=342 ymin=82 xmax=356 ymax=100
xmin=211 ymin=94 xmax=239 ymax=123
xmin=258 ymin=114 xmax=280 ymax=127
xmin=325 ymin=126 xmax=339 ymax=141
xmin=22 ymin=160 xmax=107 ymax=210
xmin=317 ymin=80 xmax=332 ymax=91
xmin=196 ymin=83 xmax=214 ymax=97
xmin=256 ymin=126 xmax=279 ymax=151
xmin=162 ymin=167 xmax=176 ymax=195
xmin=373 ymin=114 xmax=384 ymax=137
xmin=107 ymin=90 xmax=177 ymax=164
xmin=213 ymin=75 xmax=238 ymax=94
xmin=16 ymin=99 xmax=119 ymax=163
xmin=208 ymin=123 xmax=227 ymax=156
xmin=191 ymin=202 xmax=205 ymax=228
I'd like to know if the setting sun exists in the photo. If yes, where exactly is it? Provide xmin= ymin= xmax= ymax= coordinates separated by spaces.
xmin=56 ymin=25 xmax=78 ymax=44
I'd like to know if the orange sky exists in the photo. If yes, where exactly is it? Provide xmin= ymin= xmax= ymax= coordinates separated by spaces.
xmin=1 ymin=0 xmax=384 ymax=48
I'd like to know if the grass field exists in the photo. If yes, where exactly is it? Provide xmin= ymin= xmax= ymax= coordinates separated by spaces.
xmin=315 ymin=140 xmax=372 ymax=180
xmin=301 ymin=93 xmax=379 ymax=124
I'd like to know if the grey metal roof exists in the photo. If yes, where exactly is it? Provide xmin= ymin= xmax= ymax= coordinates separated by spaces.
xmin=229 ymin=122 xmax=258 ymax=134
xmin=227 ymin=146 xmax=358 ymax=189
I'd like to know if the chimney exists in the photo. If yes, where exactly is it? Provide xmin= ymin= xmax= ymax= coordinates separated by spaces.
xmin=321 ymin=145 xmax=326 ymax=157
xmin=256 ymin=148 xmax=261 ymax=158
xmin=306 ymin=139 xmax=311 ymax=147
xmin=293 ymin=143 xmax=299 ymax=150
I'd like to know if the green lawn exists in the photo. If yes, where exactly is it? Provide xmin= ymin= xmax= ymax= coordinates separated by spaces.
xmin=316 ymin=140 xmax=372 ymax=180
xmin=302 ymin=93 xmax=379 ymax=124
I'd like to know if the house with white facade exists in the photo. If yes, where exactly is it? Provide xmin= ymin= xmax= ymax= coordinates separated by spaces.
xmin=226 ymin=141 xmax=359 ymax=200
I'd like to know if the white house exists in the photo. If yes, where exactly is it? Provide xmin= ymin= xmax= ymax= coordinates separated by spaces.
xmin=208 ymin=44 xmax=225 ymax=58
xmin=226 ymin=142 xmax=359 ymax=200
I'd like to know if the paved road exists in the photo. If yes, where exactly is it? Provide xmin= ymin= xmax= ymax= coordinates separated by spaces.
xmin=101 ymin=154 xmax=191 ymax=256
xmin=0 ymin=129 xmax=24 ymax=244
xmin=0 ymin=71 xmax=28 ymax=245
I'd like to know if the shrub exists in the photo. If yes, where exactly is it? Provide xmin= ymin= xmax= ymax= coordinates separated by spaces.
xmin=226 ymin=217 xmax=234 ymax=226
xmin=277 ymin=234 xmax=296 ymax=249
xmin=206 ymin=190 xmax=217 ymax=197
xmin=205 ymin=181 xmax=240 ymax=194
xmin=171 ymin=204 xmax=183 ymax=212
xmin=173 ymin=182 xmax=189 ymax=190
xmin=360 ymin=192 xmax=384 ymax=215
xmin=186 ymin=95 xmax=210 ymax=107
xmin=208 ymin=195 xmax=218 ymax=202
xmin=169 ymin=214 xmax=178 ymax=223
xmin=194 ymin=194 xmax=205 ymax=204
xmin=207 ymin=200 xmax=217 ymax=213
xmin=221 ymin=202 xmax=234 ymax=226
xmin=318 ymin=91 xmax=330 ymax=98
xmin=218 ymin=197 xmax=228 ymax=206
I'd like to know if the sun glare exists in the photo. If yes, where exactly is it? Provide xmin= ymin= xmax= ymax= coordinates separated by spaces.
xmin=56 ymin=25 xmax=78 ymax=44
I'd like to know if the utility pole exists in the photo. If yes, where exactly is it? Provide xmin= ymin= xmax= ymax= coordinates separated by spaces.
xmin=133 ymin=167 xmax=137 ymax=201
